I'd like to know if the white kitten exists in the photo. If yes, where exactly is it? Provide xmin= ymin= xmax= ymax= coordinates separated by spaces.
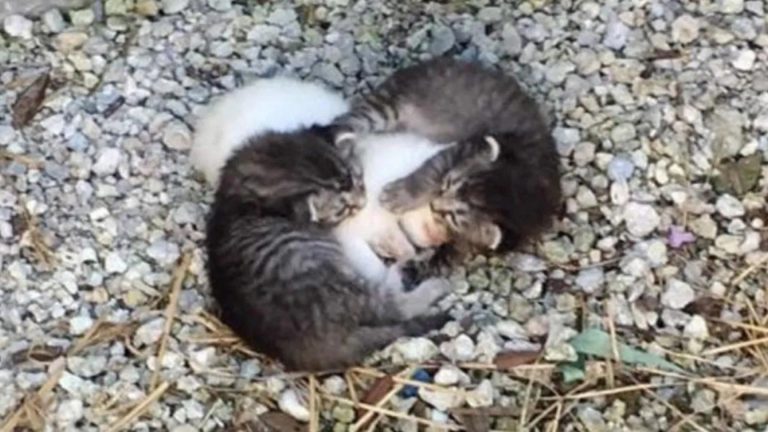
xmin=191 ymin=76 xmax=349 ymax=186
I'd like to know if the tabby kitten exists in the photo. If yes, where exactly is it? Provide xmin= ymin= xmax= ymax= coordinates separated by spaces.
xmin=207 ymin=131 xmax=451 ymax=372
xmin=331 ymin=56 xmax=562 ymax=255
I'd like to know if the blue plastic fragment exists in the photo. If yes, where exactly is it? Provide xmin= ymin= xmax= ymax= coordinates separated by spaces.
xmin=399 ymin=369 xmax=432 ymax=398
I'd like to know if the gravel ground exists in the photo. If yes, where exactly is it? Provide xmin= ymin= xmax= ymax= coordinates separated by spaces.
xmin=2 ymin=0 xmax=768 ymax=431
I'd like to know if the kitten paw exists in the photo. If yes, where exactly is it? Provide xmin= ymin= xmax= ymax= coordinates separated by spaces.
xmin=402 ymin=312 xmax=451 ymax=336
xmin=413 ymin=277 xmax=452 ymax=305
xmin=379 ymin=180 xmax=421 ymax=214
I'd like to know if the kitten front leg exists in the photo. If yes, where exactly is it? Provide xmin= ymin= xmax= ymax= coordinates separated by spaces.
xmin=331 ymin=92 xmax=402 ymax=140
xmin=379 ymin=136 xmax=500 ymax=213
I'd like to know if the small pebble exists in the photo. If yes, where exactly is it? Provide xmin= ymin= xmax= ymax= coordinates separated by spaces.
xmin=662 ymin=279 xmax=695 ymax=310
xmin=3 ymin=15 xmax=33 ymax=39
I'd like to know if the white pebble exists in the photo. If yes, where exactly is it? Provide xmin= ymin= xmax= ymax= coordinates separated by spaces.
xmin=395 ymin=338 xmax=438 ymax=363
xmin=683 ymin=315 xmax=709 ymax=339
xmin=575 ymin=268 xmax=605 ymax=293
xmin=134 ymin=317 xmax=165 ymax=346
xmin=623 ymin=202 xmax=660 ymax=237
xmin=716 ymin=194 xmax=745 ymax=218
xmin=104 ymin=251 xmax=127 ymax=274
xmin=162 ymin=121 xmax=191 ymax=150
xmin=466 ymin=379 xmax=494 ymax=408
xmin=69 ymin=316 xmax=94 ymax=336
xmin=162 ymin=0 xmax=189 ymax=14
xmin=720 ymin=0 xmax=744 ymax=14
xmin=92 ymin=148 xmax=122 ymax=176
xmin=496 ymin=320 xmax=528 ymax=340
xmin=662 ymin=279 xmax=695 ymax=310
xmin=278 ymin=389 xmax=309 ymax=422
xmin=433 ymin=366 xmax=461 ymax=386
xmin=55 ymin=399 xmax=84 ymax=426
xmin=3 ymin=15 xmax=33 ymax=39
xmin=418 ymin=386 xmax=465 ymax=411
xmin=671 ymin=15 xmax=699 ymax=44
xmin=732 ymin=50 xmax=756 ymax=71
xmin=440 ymin=334 xmax=476 ymax=362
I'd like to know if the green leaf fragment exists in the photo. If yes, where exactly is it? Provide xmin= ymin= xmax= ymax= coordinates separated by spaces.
xmin=559 ymin=355 xmax=587 ymax=383
xmin=568 ymin=328 xmax=685 ymax=373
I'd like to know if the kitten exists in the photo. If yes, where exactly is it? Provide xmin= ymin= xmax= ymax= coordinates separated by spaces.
xmin=331 ymin=56 xmax=562 ymax=255
xmin=207 ymin=141 xmax=452 ymax=372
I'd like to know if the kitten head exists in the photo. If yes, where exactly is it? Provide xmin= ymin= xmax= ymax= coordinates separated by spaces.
xmin=305 ymin=127 xmax=366 ymax=225
xmin=438 ymin=133 xmax=562 ymax=252
xmin=218 ymin=127 xmax=366 ymax=225
xmin=428 ymin=136 xmax=503 ymax=251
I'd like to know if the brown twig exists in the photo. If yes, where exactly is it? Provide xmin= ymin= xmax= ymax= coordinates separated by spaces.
xmin=149 ymin=252 xmax=192 ymax=390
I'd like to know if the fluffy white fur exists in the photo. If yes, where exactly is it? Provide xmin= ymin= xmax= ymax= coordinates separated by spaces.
xmin=191 ymin=77 xmax=446 ymax=284
xmin=191 ymin=76 xmax=349 ymax=186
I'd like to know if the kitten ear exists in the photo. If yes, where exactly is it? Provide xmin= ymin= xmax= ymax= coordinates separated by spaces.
xmin=483 ymin=223 xmax=503 ymax=250
xmin=483 ymin=135 xmax=500 ymax=162
xmin=334 ymin=131 xmax=357 ymax=147
xmin=335 ymin=133 xmax=358 ymax=160
xmin=306 ymin=195 xmax=319 ymax=222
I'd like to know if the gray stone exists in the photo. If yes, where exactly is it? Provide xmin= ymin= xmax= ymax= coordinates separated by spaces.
xmin=610 ymin=123 xmax=636 ymax=143
xmin=502 ymin=23 xmax=522 ymax=55
xmin=162 ymin=121 xmax=191 ymax=150
xmin=161 ymin=0 xmax=188 ymax=14
xmin=267 ymin=8 xmax=297 ymax=26
xmin=710 ymin=107 xmax=744 ymax=157
xmin=607 ymin=154 xmax=635 ymax=181
xmin=105 ymin=251 xmax=127 ymax=273
xmin=42 ymin=8 xmax=66 ymax=32
xmin=575 ymin=268 xmax=605 ymax=293
xmin=69 ymin=8 xmax=95 ymax=26
xmin=477 ymin=7 xmax=502 ymax=22
xmin=546 ymin=60 xmax=575 ymax=84
xmin=146 ymin=239 xmax=180 ymax=266
xmin=720 ymin=0 xmax=745 ymax=14
xmin=429 ymin=25 xmax=455 ymax=56
xmin=92 ymin=148 xmax=121 ymax=176
xmin=207 ymin=0 xmax=231 ymax=11
xmin=671 ymin=15 xmax=699 ymax=44
xmin=603 ymin=19 xmax=629 ymax=50
xmin=135 ymin=317 xmax=165 ymax=346
xmin=578 ymin=407 xmax=608 ymax=432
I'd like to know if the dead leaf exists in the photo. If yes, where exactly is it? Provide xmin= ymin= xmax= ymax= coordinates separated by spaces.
xmin=713 ymin=154 xmax=763 ymax=196
xmin=356 ymin=375 xmax=394 ymax=417
xmin=683 ymin=296 xmax=724 ymax=318
xmin=456 ymin=410 xmax=490 ymax=432
xmin=11 ymin=72 xmax=50 ymax=129
xmin=254 ymin=412 xmax=307 ymax=432
xmin=11 ymin=345 xmax=65 ymax=364
xmin=493 ymin=349 xmax=542 ymax=370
